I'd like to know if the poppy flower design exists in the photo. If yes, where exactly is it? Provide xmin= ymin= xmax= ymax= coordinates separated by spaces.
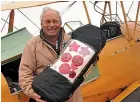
xmin=79 ymin=47 xmax=90 ymax=57
xmin=61 ymin=53 xmax=72 ymax=62
xmin=59 ymin=63 xmax=71 ymax=74
xmin=69 ymin=41 xmax=80 ymax=52
xmin=72 ymin=55 xmax=84 ymax=67
xmin=69 ymin=70 xmax=76 ymax=78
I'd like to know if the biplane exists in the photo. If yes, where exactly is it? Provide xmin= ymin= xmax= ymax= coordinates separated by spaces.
xmin=1 ymin=1 xmax=140 ymax=102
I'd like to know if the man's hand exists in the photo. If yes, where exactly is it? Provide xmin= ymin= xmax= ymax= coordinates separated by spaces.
xmin=32 ymin=93 xmax=47 ymax=102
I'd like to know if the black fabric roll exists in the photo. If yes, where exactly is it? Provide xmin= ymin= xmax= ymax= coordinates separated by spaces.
xmin=72 ymin=24 xmax=106 ymax=53
xmin=32 ymin=67 xmax=72 ymax=102
xmin=32 ymin=24 xmax=106 ymax=102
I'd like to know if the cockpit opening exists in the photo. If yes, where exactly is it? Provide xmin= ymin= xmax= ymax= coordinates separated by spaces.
xmin=1 ymin=57 xmax=21 ymax=94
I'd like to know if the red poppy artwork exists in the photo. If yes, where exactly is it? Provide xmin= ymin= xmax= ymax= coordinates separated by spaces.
xmin=69 ymin=41 xmax=80 ymax=52
xmin=79 ymin=47 xmax=90 ymax=57
xmin=69 ymin=70 xmax=76 ymax=78
xmin=59 ymin=63 xmax=71 ymax=74
xmin=61 ymin=53 xmax=72 ymax=62
xmin=72 ymin=55 xmax=84 ymax=67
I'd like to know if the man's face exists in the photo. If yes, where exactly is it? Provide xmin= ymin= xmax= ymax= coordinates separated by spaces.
xmin=41 ymin=10 xmax=61 ymax=37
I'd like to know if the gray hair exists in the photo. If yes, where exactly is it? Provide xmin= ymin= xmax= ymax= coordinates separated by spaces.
xmin=40 ymin=6 xmax=62 ymax=24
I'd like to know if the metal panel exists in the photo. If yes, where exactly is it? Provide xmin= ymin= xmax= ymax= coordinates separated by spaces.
xmin=1 ymin=27 xmax=33 ymax=64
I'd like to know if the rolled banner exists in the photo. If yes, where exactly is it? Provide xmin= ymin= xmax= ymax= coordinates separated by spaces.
xmin=32 ymin=24 xmax=106 ymax=102
xmin=51 ymin=39 xmax=96 ymax=83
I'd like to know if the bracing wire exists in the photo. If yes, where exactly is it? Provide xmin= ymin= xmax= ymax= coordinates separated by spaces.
xmin=17 ymin=9 xmax=40 ymax=30
xmin=60 ymin=1 xmax=76 ymax=16
xmin=1 ymin=18 xmax=18 ymax=32
xmin=1 ymin=14 xmax=10 ymax=32
xmin=90 ymin=1 xmax=117 ymax=21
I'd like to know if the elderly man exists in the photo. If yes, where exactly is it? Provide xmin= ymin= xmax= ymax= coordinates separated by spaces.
xmin=19 ymin=6 xmax=83 ymax=102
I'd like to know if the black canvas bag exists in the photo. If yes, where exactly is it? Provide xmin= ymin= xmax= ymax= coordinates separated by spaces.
xmin=32 ymin=24 xmax=106 ymax=102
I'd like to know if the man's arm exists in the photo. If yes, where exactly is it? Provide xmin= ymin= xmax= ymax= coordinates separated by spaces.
xmin=19 ymin=44 xmax=36 ymax=98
